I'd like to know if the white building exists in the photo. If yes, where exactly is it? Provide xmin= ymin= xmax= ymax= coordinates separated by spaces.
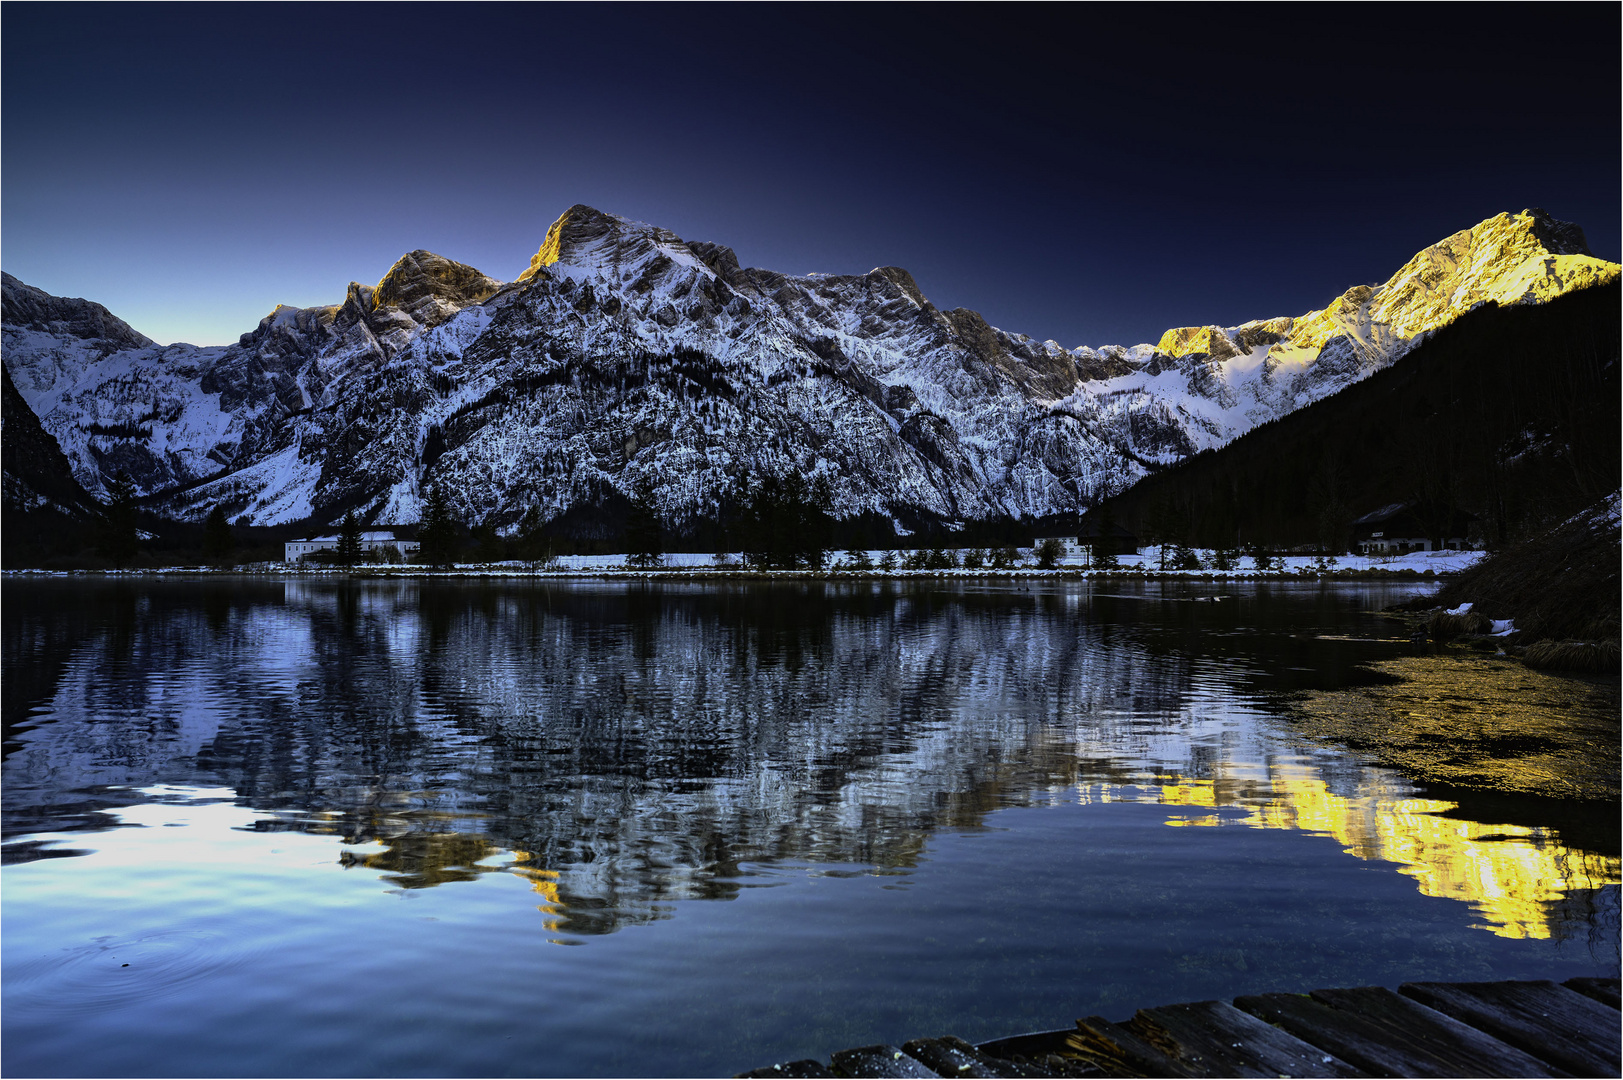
xmin=1031 ymin=536 xmax=1091 ymax=565
xmin=285 ymin=528 xmax=420 ymax=563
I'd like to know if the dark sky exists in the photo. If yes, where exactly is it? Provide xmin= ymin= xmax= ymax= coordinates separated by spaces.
xmin=4 ymin=4 xmax=1618 ymax=347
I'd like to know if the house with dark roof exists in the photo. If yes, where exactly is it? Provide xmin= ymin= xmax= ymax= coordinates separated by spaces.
xmin=1078 ymin=517 xmax=1140 ymax=556
xmin=1351 ymin=503 xmax=1479 ymax=555
xmin=285 ymin=527 xmax=420 ymax=563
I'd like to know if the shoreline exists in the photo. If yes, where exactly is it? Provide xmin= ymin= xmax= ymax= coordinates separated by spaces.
xmin=1 ymin=565 xmax=1457 ymax=582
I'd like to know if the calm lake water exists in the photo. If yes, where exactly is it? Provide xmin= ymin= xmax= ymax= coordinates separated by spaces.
xmin=3 ymin=578 xmax=1618 ymax=1077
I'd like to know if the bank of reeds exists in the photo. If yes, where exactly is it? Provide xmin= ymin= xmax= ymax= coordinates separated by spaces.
xmin=1522 ymin=638 xmax=1621 ymax=673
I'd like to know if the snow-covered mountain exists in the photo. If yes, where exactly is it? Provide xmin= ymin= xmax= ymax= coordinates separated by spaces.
xmin=2 ymin=208 xmax=1615 ymax=535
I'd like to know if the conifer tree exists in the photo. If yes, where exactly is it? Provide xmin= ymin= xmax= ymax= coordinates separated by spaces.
xmin=417 ymin=484 xmax=458 ymax=568
xmin=96 ymin=472 xmax=139 ymax=567
xmin=739 ymin=472 xmax=832 ymax=570
xmin=515 ymin=504 xmax=555 ymax=567
xmin=624 ymin=477 xmax=664 ymax=568
xmin=471 ymin=521 xmax=505 ymax=563
xmin=336 ymin=510 xmax=364 ymax=566
xmin=203 ymin=504 xmax=235 ymax=562
xmin=1091 ymin=504 xmax=1120 ymax=570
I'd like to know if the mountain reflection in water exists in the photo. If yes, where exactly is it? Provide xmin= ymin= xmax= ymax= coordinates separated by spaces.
xmin=4 ymin=577 xmax=1615 ymax=953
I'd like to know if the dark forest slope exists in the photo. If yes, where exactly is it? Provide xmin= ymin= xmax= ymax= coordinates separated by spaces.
xmin=1088 ymin=282 xmax=1619 ymax=551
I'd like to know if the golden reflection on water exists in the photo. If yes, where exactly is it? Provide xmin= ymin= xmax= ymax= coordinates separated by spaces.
xmin=338 ymin=831 xmax=504 ymax=890
xmin=510 ymin=854 xmax=567 ymax=931
xmin=1094 ymin=761 xmax=1621 ymax=941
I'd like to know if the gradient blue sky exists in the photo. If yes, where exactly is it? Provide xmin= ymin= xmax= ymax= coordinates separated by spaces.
xmin=4 ymin=4 xmax=1618 ymax=348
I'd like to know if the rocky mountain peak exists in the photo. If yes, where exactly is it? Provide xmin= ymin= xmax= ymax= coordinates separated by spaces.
xmin=1154 ymin=325 xmax=1244 ymax=362
xmin=1 ymin=271 xmax=154 ymax=350
xmin=371 ymin=250 xmax=503 ymax=328
xmin=518 ymin=204 xmax=712 ymax=286
xmin=869 ymin=266 xmax=930 ymax=309
xmin=1521 ymin=207 xmax=1592 ymax=257
xmin=1141 ymin=210 xmax=1617 ymax=381
xmin=1287 ymin=208 xmax=1618 ymax=353
xmin=686 ymin=241 xmax=743 ymax=284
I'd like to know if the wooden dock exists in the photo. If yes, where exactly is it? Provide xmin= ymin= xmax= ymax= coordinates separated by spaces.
xmin=737 ymin=977 xmax=1620 ymax=1078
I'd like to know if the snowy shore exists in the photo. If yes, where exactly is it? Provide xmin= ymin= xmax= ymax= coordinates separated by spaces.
xmin=3 ymin=548 xmax=1483 ymax=579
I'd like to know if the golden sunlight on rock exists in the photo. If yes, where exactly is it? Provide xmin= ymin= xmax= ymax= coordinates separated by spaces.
xmin=1155 ymin=326 xmax=1239 ymax=360
xmin=1280 ymin=209 xmax=1620 ymax=356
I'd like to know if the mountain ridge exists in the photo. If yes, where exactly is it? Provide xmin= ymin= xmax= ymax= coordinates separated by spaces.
xmin=2 ymin=207 xmax=1615 ymax=539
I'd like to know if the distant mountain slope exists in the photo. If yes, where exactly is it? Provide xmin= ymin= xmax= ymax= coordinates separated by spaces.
xmin=2 ymin=208 xmax=1615 ymax=539
xmin=1088 ymin=281 xmax=1620 ymax=551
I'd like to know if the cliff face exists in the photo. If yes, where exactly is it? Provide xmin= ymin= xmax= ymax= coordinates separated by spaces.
xmin=3 ymin=208 xmax=1615 ymax=535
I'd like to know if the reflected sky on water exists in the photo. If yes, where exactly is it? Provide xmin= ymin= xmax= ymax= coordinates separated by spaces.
xmin=2 ymin=578 xmax=1617 ymax=1077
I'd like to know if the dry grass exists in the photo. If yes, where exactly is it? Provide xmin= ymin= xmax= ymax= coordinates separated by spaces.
xmin=1522 ymin=638 xmax=1621 ymax=673
xmin=1426 ymin=609 xmax=1494 ymax=640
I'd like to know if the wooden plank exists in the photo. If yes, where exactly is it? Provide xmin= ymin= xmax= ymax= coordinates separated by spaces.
xmin=737 ymin=1061 xmax=837 ymax=1078
xmin=1126 ymin=999 xmax=1365 ymax=1078
xmin=1310 ymin=986 xmax=1564 ymax=1078
xmin=1234 ymin=991 xmax=1491 ymax=1078
xmin=1562 ymin=977 xmax=1621 ymax=1010
xmin=975 ymin=1030 xmax=1100 ymax=1076
xmin=1400 ymin=980 xmax=1620 ymax=1078
xmin=830 ymin=1044 xmax=943 ymax=1078
xmin=1068 ymin=1016 xmax=1200 ymax=1078
xmin=902 ymin=1036 xmax=1028 ymax=1078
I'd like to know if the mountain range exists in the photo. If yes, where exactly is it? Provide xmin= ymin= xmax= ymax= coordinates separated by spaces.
xmin=2 ymin=206 xmax=1616 ymax=541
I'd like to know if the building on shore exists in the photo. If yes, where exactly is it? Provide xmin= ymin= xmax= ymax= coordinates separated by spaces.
xmin=1351 ymin=503 xmax=1480 ymax=555
xmin=1078 ymin=518 xmax=1141 ymax=556
xmin=285 ymin=527 xmax=420 ymax=563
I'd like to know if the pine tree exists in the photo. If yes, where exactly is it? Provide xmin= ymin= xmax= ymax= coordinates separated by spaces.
xmin=1091 ymin=504 xmax=1120 ymax=570
xmin=96 ymin=472 xmax=139 ymax=567
xmin=990 ymin=544 xmax=1021 ymax=570
xmin=739 ymin=472 xmax=831 ymax=570
xmin=1145 ymin=494 xmax=1184 ymax=573
xmin=203 ymin=504 xmax=235 ymax=562
xmin=417 ymin=484 xmax=458 ymax=568
xmin=515 ymin=504 xmax=555 ymax=567
xmin=624 ymin=477 xmax=664 ymax=568
xmin=471 ymin=521 xmax=505 ymax=563
xmin=1170 ymin=542 xmax=1202 ymax=571
xmin=336 ymin=510 xmax=364 ymax=566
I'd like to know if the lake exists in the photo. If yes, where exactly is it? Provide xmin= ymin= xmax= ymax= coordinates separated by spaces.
xmin=3 ymin=578 xmax=1617 ymax=1077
